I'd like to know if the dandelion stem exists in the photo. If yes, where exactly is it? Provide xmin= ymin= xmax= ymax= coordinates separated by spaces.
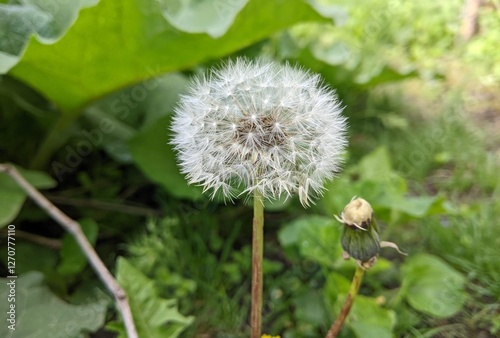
xmin=326 ymin=265 xmax=365 ymax=338
xmin=251 ymin=190 xmax=264 ymax=338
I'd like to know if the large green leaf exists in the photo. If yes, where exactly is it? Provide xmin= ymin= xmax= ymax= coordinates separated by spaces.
xmin=400 ymin=253 xmax=467 ymax=318
xmin=0 ymin=165 xmax=56 ymax=228
xmin=158 ymin=0 xmax=249 ymax=38
xmin=108 ymin=257 xmax=193 ymax=338
xmin=0 ymin=0 xmax=98 ymax=73
xmin=129 ymin=115 xmax=203 ymax=200
xmin=80 ymin=72 xmax=190 ymax=163
xmin=9 ymin=0 xmax=334 ymax=113
xmin=0 ymin=271 xmax=106 ymax=337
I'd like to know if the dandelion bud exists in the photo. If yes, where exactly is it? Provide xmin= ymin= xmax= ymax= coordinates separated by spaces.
xmin=171 ymin=58 xmax=347 ymax=206
xmin=336 ymin=198 xmax=380 ymax=263
xmin=335 ymin=197 xmax=406 ymax=270
xmin=335 ymin=197 xmax=406 ymax=269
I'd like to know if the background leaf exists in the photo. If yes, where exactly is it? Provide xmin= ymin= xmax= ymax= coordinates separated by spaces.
xmin=0 ymin=271 xmax=106 ymax=338
xmin=400 ymin=253 xmax=467 ymax=318
xmin=57 ymin=218 xmax=99 ymax=276
xmin=0 ymin=0 xmax=99 ymax=73
xmin=325 ymin=272 xmax=396 ymax=338
xmin=0 ymin=165 xmax=56 ymax=228
xmin=129 ymin=115 xmax=203 ymax=200
xmin=158 ymin=0 xmax=249 ymax=38
xmin=278 ymin=215 xmax=342 ymax=268
xmin=108 ymin=257 xmax=193 ymax=338
xmin=9 ymin=0 xmax=332 ymax=112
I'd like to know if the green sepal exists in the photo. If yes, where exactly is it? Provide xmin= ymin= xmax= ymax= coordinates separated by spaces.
xmin=341 ymin=224 xmax=380 ymax=262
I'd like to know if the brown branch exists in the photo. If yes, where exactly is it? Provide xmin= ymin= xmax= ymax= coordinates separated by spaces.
xmin=45 ymin=194 xmax=162 ymax=217
xmin=0 ymin=228 xmax=62 ymax=250
xmin=0 ymin=163 xmax=138 ymax=338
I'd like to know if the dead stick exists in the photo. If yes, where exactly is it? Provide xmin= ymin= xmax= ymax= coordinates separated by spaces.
xmin=0 ymin=163 xmax=138 ymax=338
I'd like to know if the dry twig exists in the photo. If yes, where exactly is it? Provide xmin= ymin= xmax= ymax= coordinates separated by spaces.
xmin=0 ymin=163 xmax=138 ymax=338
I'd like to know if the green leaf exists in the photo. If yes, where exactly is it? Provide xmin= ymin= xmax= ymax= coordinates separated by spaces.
xmin=400 ymin=253 xmax=467 ymax=318
xmin=9 ymin=0 xmax=331 ymax=112
xmin=83 ymin=106 xmax=137 ymax=163
xmin=348 ymin=296 xmax=396 ymax=338
xmin=0 ymin=165 xmax=56 ymax=228
xmin=325 ymin=272 xmax=396 ymax=338
xmin=129 ymin=115 xmax=203 ymax=200
xmin=108 ymin=257 xmax=193 ymax=338
xmin=81 ymin=72 xmax=190 ymax=162
xmin=293 ymin=289 xmax=329 ymax=327
xmin=356 ymin=146 xmax=393 ymax=181
xmin=58 ymin=218 xmax=99 ymax=276
xmin=0 ymin=242 xmax=58 ymax=275
xmin=278 ymin=215 xmax=342 ymax=267
xmin=159 ymin=0 xmax=249 ymax=38
xmin=0 ymin=0 xmax=98 ymax=73
xmin=381 ymin=195 xmax=442 ymax=218
xmin=0 ymin=271 xmax=107 ymax=337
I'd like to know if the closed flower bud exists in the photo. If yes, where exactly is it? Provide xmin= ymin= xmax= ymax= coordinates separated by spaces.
xmin=335 ymin=197 xmax=406 ymax=269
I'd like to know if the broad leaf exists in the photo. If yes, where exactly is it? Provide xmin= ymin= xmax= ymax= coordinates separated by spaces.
xmin=81 ymin=72 xmax=190 ymax=163
xmin=158 ymin=0 xmax=249 ymax=38
xmin=9 ymin=0 xmax=334 ymax=113
xmin=400 ymin=253 xmax=467 ymax=318
xmin=129 ymin=115 xmax=203 ymax=200
xmin=0 ymin=0 xmax=98 ymax=73
xmin=0 ymin=271 xmax=106 ymax=337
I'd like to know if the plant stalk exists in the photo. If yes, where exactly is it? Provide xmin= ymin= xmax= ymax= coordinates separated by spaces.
xmin=31 ymin=113 xmax=77 ymax=169
xmin=251 ymin=190 xmax=264 ymax=338
xmin=326 ymin=265 xmax=365 ymax=338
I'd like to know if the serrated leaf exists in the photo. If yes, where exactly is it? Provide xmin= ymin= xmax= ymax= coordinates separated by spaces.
xmin=400 ymin=253 xmax=467 ymax=318
xmin=0 ymin=165 xmax=56 ymax=228
xmin=0 ymin=271 xmax=106 ymax=338
xmin=108 ymin=257 xmax=193 ymax=338
xmin=58 ymin=218 xmax=99 ymax=276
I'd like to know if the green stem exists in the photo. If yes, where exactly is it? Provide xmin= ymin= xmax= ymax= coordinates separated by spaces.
xmin=326 ymin=266 xmax=365 ymax=338
xmin=251 ymin=190 xmax=264 ymax=338
xmin=31 ymin=113 xmax=78 ymax=169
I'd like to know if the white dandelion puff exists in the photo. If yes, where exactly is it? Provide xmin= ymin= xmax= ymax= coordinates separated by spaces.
xmin=171 ymin=58 xmax=348 ymax=206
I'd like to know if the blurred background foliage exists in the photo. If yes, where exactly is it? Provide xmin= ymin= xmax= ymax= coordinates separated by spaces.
xmin=0 ymin=0 xmax=499 ymax=337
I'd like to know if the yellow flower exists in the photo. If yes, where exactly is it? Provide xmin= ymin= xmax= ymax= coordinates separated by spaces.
xmin=261 ymin=335 xmax=281 ymax=338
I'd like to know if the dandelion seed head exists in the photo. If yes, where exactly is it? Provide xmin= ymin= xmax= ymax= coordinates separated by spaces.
xmin=171 ymin=58 xmax=348 ymax=206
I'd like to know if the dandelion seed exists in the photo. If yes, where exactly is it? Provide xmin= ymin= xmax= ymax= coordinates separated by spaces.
xmin=171 ymin=58 xmax=348 ymax=206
